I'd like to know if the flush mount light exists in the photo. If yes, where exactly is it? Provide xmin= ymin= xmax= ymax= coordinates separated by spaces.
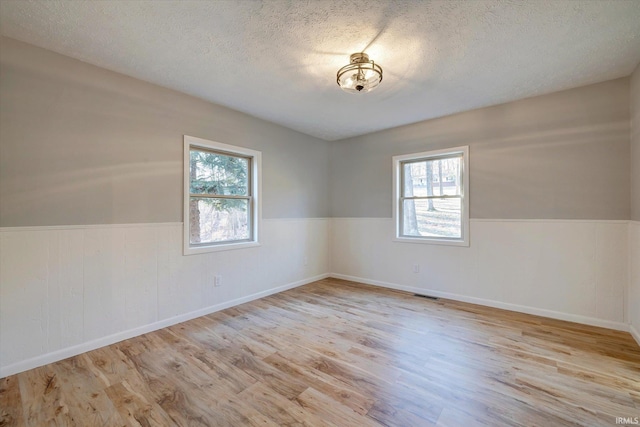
xmin=336 ymin=52 xmax=383 ymax=94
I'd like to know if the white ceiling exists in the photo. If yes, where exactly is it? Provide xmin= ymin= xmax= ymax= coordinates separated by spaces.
xmin=1 ymin=0 xmax=640 ymax=141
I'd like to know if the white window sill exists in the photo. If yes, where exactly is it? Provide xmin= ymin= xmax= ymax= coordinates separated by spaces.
xmin=184 ymin=241 xmax=261 ymax=256
xmin=393 ymin=237 xmax=469 ymax=247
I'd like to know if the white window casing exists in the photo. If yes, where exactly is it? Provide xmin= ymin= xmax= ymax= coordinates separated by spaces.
xmin=392 ymin=146 xmax=469 ymax=247
xmin=183 ymin=135 xmax=262 ymax=255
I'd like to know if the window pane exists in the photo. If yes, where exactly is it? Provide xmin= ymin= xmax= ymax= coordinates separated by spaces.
xmin=189 ymin=197 xmax=250 ymax=244
xmin=403 ymin=157 xmax=461 ymax=197
xmin=403 ymin=198 xmax=461 ymax=238
xmin=190 ymin=150 xmax=249 ymax=196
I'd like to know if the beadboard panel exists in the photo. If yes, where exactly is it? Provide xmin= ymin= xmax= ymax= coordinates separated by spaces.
xmin=1 ymin=217 xmax=633 ymax=376
xmin=330 ymin=218 xmax=629 ymax=330
xmin=0 ymin=219 xmax=329 ymax=376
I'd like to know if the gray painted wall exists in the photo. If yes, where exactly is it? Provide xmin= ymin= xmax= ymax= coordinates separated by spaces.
xmin=330 ymin=79 xmax=631 ymax=219
xmin=1 ymin=36 xmax=633 ymax=225
xmin=0 ymin=37 xmax=330 ymax=226
xmin=632 ymin=64 xmax=640 ymax=221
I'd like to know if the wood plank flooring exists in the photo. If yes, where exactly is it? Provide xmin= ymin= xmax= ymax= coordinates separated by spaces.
xmin=1 ymin=278 xmax=639 ymax=426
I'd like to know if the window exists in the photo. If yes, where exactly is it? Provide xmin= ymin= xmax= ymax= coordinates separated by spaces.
xmin=184 ymin=135 xmax=261 ymax=255
xmin=393 ymin=146 xmax=469 ymax=246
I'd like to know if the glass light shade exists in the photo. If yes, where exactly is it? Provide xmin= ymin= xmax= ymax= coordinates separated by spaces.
xmin=337 ymin=53 xmax=383 ymax=94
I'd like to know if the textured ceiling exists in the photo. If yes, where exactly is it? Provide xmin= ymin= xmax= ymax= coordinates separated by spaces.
xmin=1 ymin=0 xmax=640 ymax=141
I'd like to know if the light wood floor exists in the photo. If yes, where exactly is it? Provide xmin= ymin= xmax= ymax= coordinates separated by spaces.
xmin=1 ymin=278 xmax=639 ymax=426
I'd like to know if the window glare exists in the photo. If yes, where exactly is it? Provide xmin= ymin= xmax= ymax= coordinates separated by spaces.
xmin=189 ymin=197 xmax=249 ymax=244
xmin=402 ymin=198 xmax=461 ymax=238
xmin=190 ymin=150 xmax=249 ymax=196
xmin=403 ymin=157 xmax=461 ymax=197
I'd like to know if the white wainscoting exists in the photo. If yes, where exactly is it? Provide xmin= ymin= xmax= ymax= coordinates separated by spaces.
xmin=330 ymin=218 xmax=629 ymax=331
xmin=0 ymin=218 xmax=329 ymax=377
xmin=1 ymin=217 xmax=635 ymax=377
xmin=629 ymin=221 xmax=640 ymax=346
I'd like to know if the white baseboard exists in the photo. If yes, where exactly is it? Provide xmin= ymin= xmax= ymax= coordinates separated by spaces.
xmin=0 ymin=273 xmax=329 ymax=378
xmin=630 ymin=324 xmax=640 ymax=348
xmin=329 ymin=273 xmax=630 ymax=332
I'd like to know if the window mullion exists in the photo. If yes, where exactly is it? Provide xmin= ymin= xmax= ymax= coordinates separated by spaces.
xmin=189 ymin=194 xmax=250 ymax=200
xmin=402 ymin=195 xmax=462 ymax=200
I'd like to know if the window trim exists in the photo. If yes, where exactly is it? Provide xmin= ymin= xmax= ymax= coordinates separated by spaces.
xmin=183 ymin=135 xmax=262 ymax=255
xmin=392 ymin=146 xmax=469 ymax=247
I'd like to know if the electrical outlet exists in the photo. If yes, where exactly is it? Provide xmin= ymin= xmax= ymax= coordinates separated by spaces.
xmin=214 ymin=275 xmax=222 ymax=287
xmin=303 ymin=256 xmax=308 ymax=266
xmin=413 ymin=264 xmax=420 ymax=273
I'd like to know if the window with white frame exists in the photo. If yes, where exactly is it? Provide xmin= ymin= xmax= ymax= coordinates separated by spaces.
xmin=184 ymin=135 xmax=261 ymax=255
xmin=393 ymin=146 xmax=469 ymax=246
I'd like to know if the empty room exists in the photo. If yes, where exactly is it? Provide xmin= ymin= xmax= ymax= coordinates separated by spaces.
xmin=1 ymin=1 xmax=639 ymax=426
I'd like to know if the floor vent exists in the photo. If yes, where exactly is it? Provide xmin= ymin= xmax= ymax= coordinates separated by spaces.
xmin=414 ymin=294 xmax=439 ymax=300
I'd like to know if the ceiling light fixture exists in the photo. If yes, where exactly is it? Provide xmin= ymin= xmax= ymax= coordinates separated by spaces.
xmin=336 ymin=52 xmax=383 ymax=94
